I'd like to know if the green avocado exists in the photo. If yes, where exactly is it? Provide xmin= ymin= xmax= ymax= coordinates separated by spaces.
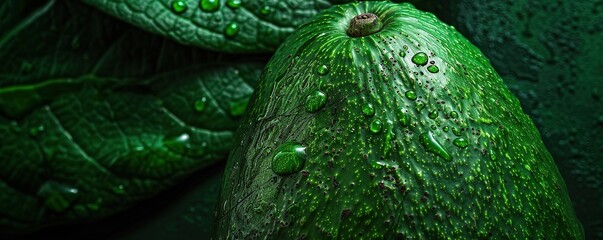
xmin=213 ymin=2 xmax=583 ymax=239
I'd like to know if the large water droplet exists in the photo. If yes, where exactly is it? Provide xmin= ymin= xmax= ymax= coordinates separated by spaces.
xmin=229 ymin=99 xmax=247 ymax=117
xmin=419 ymin=131 xmax=452 ymax=161
xmin=370 ymin=119 xmax=383 ymax=133
xmin=427 ymin=65 xmax=439 ymax=73
xmin=305 ymin=90 xmax=327 ymax=113
xmin=194 ymin=97 xmax=208 ymax=112
xmin=453 ymin=137 xmax=468 ymax=148
xmin=271 ymin=142 xmax=307 ymax=176
xmin=226 ymin=0 xmax=241 ymax=8
xmin=412 ymin=52 xmax=428 ymax=66
xmin=317 ymin=65 xmax=329 ymax=75
xmin=224 ymin=22 xmax=239 ymax=37
xmin=200 ymin=0 xmax=220 ymax=12
xmin=405 ymin=90 xmax=417 ymax=100
xmin=362 ymin=103 xmax=375 ymax=116
xmin=37 ymin=182 xmax=79 ymax=212
xmin=171 ymin=0 xmax=188 ymax=14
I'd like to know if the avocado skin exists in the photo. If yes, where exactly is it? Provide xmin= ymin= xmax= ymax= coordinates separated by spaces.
xmin=213 ymin=2 xmax=583 ymax=239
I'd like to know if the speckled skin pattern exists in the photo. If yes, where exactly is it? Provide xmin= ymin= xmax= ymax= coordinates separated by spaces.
xmin=213 ymin=2 xmax=583 ymax=239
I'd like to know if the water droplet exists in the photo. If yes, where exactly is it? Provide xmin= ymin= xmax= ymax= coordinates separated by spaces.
xmin=411 ymin=52 xmax=428 ymax=66
xmin=450 ymin=111 xmax=458 ymax=118
xmin=453 ymin=137 xmax=468 ymax=148
xmin=405 ymin=90 xmax=417 ymax=100
xmin=260 ymin=5 xmax=272 ymax=15
xmin=317 ymin=65 xmax=329 ymax=75
xmin=224 ymin=22 xmax=239 ymax=37
xmin=113 ymin=185 xmax=126 ymax=195
xmin=452 ymin=127 xmax=462 ymax=136
xmin=37 ymin=182 xmax=79 ymax=212
xmin=419 ymin=132 xmax=452 ymax=162
xmin=443 ymin=126 xmax=449 ymax=132
xmin=226 ymin=0 xmax=241 ymax=8
xmin=163 ymin=131 xmax=208 ymax=157
xmin=370 ymin=119 xmax=383 ymax=133
xmin=427 ymin=65 xmax=439 ymax=73
xmin=431 ymin=125 xmax=437 ymax=130
xmin=416 ymin=101 xmax=425 ymax=111
xmin=194 ymin=97 xmax=208 ymax=112
xmin=171 ymin=0 xmax=188 ymax=14
xmin=29 ymin=125 xmax=45 ymax=137
xmin=489 ymin=148 xmax=497 ymax=161
xmin=229 ymin=99 xmax=248 ymax=117
xmin=305 ymin=90 xmax=327 ymax=113
xmin=399 ymin=51 xmax=406 ymax=57
xmin=362 ymin=103 xmax=375 ymax=116
xmin=200 ymin=0 xmax=220 ymax=12
xmin=398 ymin=111 xmax=409 ymax=127
xmin=271 ymin=142 xmax=307 ymax=176
xmin=428 ymin=110 xmax=438 ymax=119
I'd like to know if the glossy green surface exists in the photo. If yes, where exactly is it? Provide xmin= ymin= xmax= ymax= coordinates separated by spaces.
xmin=214 ymin=2 xmax=583 ymax=239
xmin=417 ymin=0 xmax=602 ymax=237
xmin=0 ymin=0 xmax=261 ymax=232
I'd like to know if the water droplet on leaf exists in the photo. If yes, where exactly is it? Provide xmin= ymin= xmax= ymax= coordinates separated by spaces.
xmin=226 ymin=0 xmax=241 ymax=8
xmin=37 ymin=182 xmax=79 ymax=212
xmin=194 ymin=97 xmax=208 ymax=112
xmin=260 ymin=5 xmax=272 ymax=15
xmin=163 ymin=131 xmax=208 ymax=157
xmin=29 ymin=125 xmax=45 ymax=137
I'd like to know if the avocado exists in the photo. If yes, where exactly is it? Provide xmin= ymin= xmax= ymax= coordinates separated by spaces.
xmin=212 ymin=2 xmax=583 ymax=239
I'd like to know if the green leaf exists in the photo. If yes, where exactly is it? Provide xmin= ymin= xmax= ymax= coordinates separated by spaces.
xmin=79 ymin=0 xmax=374 ymax=53
xmin=0 ymin=0 xmax=263 ymax=232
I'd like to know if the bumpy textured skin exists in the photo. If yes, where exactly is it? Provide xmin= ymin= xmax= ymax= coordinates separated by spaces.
xmin=79 ymin=0 xmax=391 ymax=53
xmin=0 ymin=0 xmax=261 ymax=232
xmin=213 ymin=2 xmax=583 ymax=239
xmin=416 ymin=1 xmax=603 ymax=238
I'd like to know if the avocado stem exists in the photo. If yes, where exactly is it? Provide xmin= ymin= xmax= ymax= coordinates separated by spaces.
xmin=347 ymin=13 xmax=383 ymax=37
